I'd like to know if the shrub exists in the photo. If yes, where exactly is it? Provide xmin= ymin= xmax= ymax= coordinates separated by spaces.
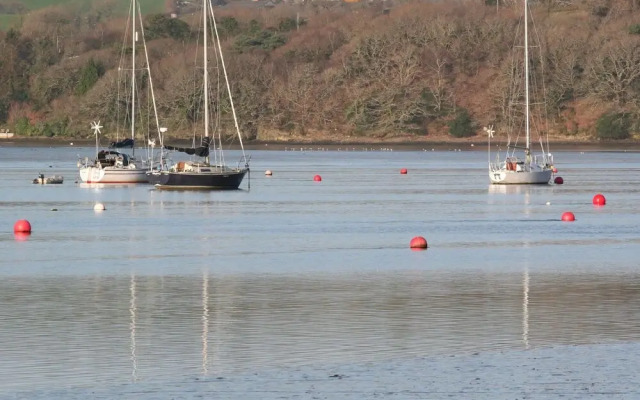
xmin=145 ymin=14 xmax=190 ymax=41
xmin=448 ymin=109 xmax=475 ymax=138
xmin=219 ymin=17 xmax=240 ymax=36
xmin=592 ymin=6 xmax=609 ymax=17
xmin=278 ymin=17 xmax=305 ymax=32
xmin=235 ymin=30 xmax=286 ymax=52
xmin=75 ymin=58 xmax=105 ymax=96
xmin=596 ymin=112 xmax=631 ymax=140
xmin=629 ymin=24 xmax=640 ymax=35
xmin=13 ymin=116 xmax=35 ymax=136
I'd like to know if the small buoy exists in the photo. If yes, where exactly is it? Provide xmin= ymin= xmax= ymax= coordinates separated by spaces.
xmin=552 ymin=167 xmax=558 ymax=173
xmin=593 ymin=193 xmax=606 ymax=206
xmin=546 ymin=201 xmax=551 ymax=206
xmin=94 ymin=203 xmax=106 ymax=211
xmin=554 ymin=176 xmax=563 ymax=184
xmin=561 ymin=212 xmax=575 ymax=222
xmin=14 ymin=219 xmax=32 ymax=233
xmin=400 ymin=168 xmax=408 ymax=174
xmin=313 ymin=175 xmax=322 ymax=182
xmin=265 ymin=170 xmax=272 ymax=176
xmin=70 ymin=142 xmax=74 ymax=146
xmin=410 ymin=236 xmax=428 ymax=249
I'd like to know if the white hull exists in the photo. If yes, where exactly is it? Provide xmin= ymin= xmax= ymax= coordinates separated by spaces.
xmin=33 ymin=175 xmax=64 ymax=184
xmin=79 ymin=166 xmax=148 ymax=184
xmin=489 ymin=168 xmax=552 ymax=184
xmin=486 ymin=1 xmax=554 ymax=186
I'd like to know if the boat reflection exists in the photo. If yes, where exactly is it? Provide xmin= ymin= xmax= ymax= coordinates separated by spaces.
xmin=488 ymin=184 xmax=533 ymax=195
xmin=4 ymin=271 xmax=640 ymax=392
xmin=130 ymin=274 xmax=137 ymax=382
xmin=522 ymin=267 xmax=530 ymax=350
xmin=201 ymin=272 xmax=209 ymax=376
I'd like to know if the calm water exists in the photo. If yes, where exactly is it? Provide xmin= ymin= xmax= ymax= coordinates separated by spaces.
xmin=1 ymin=145 xmax=640 ymax=394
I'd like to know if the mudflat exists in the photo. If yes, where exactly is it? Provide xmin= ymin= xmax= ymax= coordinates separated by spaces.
xmin=2 ymin=135 xmax=640 ymax=152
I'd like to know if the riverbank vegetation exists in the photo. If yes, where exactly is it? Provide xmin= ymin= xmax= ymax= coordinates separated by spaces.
xmin=1 ymin=0 xmax=640 ymax=143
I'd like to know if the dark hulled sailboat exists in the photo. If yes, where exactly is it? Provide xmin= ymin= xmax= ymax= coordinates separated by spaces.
xmin=147 ymin=0 xmax=249 ymax=189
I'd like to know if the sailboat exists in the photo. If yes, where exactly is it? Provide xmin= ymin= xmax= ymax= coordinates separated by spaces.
xmin=488 ymin=0 xmax=554 ymax=185
xmin=146 ymin=0 xmax=249 ymax=190
xmin=78 ymin=0 xmax=162 ymax=184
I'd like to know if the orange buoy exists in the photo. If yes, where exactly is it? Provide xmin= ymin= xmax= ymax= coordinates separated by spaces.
xmin=410 ymin=236 xmax=428 ymax=249
xmin=400 ymin=168 xmax=408 ymax=174
xmin=313 ymin=175 xmax=322 ymax=182
xmin=13 ymin=219 xmax=32 ymax=233
xmin=554 ymin=176 xmax=563 ymax=184
xmin=593 ymin=193 xmax=606 ymax=206
xmin=561 ymin=212 xmax=575 ymax=222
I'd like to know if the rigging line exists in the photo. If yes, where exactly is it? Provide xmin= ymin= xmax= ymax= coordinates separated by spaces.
xmin=131 ymin=0 xmax=136 ymax=157
xmin=209 ymin=0 xmax=247 ymax=163
xmin=137 ymin=0 xmax=162 ymax=165
xmin=530 ymin=5 xmax=551 ymax=157
xmin=209 ymin=9 xmax=223 ymax=168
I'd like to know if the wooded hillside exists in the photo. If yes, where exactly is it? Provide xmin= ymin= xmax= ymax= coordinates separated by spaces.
xmin=1 ymin=0 xmax=640 ymax=143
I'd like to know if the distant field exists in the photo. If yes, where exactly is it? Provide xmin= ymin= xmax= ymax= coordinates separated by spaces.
xmin=0 ymin=14 xmax=20 ymax=30
xmin=0 ymin=0 xmax=167 ymax=31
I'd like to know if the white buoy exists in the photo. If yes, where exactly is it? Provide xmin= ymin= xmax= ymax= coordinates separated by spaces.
xmin=94 ymin=203 xmax=106 ymax=211
xmin=546 ymin=201 xmax=551 ymax=206
xmin=265 ymin=170 xmax=273 ymax=176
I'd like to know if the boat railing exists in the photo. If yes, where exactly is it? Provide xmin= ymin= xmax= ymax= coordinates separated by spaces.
xmin=534 ymin=153 xmax=553 ymax=168
xmin=237 ymin=154 xmax=251 ymax=169
xmin=77 ymin=156 xmax=93 ymax=168
xmin=489 ymin=161 xmax=506 ymax=172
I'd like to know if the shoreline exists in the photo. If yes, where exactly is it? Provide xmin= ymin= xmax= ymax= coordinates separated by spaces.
xmin=2 ymin=136 xmax=640 ymax=152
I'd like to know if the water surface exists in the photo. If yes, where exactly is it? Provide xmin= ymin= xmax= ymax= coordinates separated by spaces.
xmin=1 ymin=146 xmax=640 ymax=393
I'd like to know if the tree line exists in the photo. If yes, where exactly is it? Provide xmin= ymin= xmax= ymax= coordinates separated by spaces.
xmin=1 ymin=0 xmax=640 ymax=142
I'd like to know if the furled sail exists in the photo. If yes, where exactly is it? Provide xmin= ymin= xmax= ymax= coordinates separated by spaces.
xmin=109 ymin=138 xmax=135 ymax=148
xmin=164 ymin=137 xmax=211 ymax=157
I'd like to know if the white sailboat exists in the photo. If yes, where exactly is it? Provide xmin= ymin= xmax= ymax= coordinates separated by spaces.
xmin=488 ymin=0 xmax=554 ymax=185
xmin=147 ymin=0 xmax=249 ymax=190
xmin=78 ymin=0 xmax=162 ymax=184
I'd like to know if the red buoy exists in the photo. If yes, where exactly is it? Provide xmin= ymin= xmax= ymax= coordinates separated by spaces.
xmin=554 ymin=176 xmax=563 ymax=184
xmin=552 ymin=167 xmax=558 ymax=173
xmin=13 ymin=219 xmax=32 ymax=233
xmin=561 ymin=212 xmax=575 ymax=222
xmin=400 ymin=168 xmax=408 ymax=174
xmin=410 ymin=236 xmax=428 ymax=249
xmin=313 ymin=175 xmax=322 ymax=182
xmin=593 ymin=193 xmax=606 ymax=206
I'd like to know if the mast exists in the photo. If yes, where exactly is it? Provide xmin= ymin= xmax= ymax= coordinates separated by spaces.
xmin=137 ymin=0 xmax=162 ymax=169
xmin=524 ymin=0 xmax=530 ymax=155
xmin=203 ymin=0 xmax=210 ymax=164
xmin=131 ymin=0 xmax=136 ymax=156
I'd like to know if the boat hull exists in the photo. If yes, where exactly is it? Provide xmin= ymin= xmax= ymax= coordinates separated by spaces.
xmin=33 ymin=175 xmax=64 ymax=184
xmin=489 ymin=169 xmax=552 ymax=184
xmin=79 ymin=166 xmax=149 ymax=184
xmin=147 ymin=169 xmax=247 ymax=190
